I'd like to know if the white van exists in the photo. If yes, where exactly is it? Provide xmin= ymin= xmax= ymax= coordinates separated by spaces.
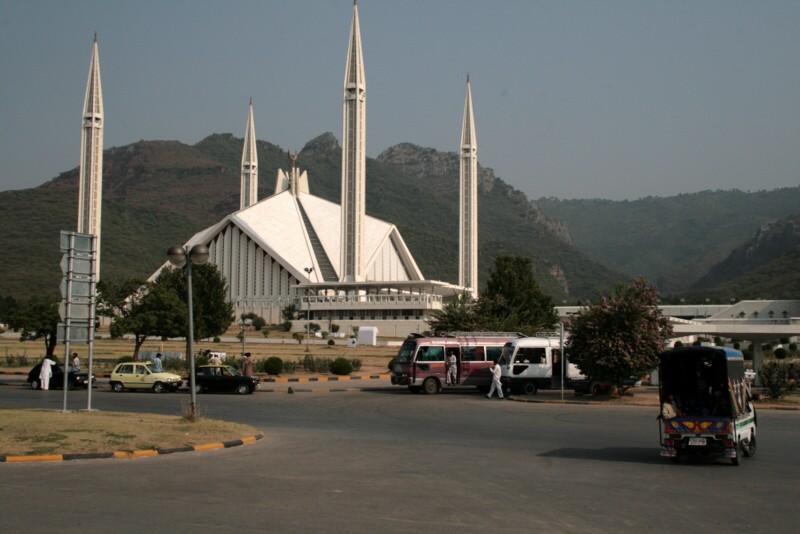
xmin=499 ymin=336 xmax=584 ymax=395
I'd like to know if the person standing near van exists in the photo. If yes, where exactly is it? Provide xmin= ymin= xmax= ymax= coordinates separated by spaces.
xmin=446 ymin=350 xmax=458 ymax=387
xmin=487 ymin=361 xmax=504 ymax=399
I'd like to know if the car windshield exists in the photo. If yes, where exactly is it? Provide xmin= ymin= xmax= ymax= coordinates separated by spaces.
xmin=394 ymin=341 xmax=416 ymax=363
xmin=224 ymin=365 xmax=241 ymax=376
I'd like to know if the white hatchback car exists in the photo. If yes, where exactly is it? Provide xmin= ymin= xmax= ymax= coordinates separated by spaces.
xmin=110 ymin=362 xmax=183 ymax=393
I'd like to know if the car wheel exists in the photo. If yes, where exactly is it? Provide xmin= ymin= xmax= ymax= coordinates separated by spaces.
xmin=743 ymin=432 xmax=756 ymax=458
xmin=590 ymin=382 xmax=604 ymax=396
xmin=30 ymin=379 xmax=41 ymax=390
xmin=152 ymin=382 xmax=165 ymax=394
xmin=422 ymin=377 xmax=440 ymax=395
xmin=236 ymin=384 xmax=250 ymax=395
xmin=521 ymin=381 xmax=538 ymax=396
xmin=111 ymin=382 xmax=124 ymax=392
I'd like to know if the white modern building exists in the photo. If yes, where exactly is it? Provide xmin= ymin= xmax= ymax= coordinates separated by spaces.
xmin=152 ymin=2 xmax=470 ymax=337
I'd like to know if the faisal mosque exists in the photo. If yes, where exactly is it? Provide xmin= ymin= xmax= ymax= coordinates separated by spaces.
xmin=78 ymin=2 xmax=481 ymax=337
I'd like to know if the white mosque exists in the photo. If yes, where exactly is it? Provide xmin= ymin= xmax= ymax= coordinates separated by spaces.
xmin=76 ymin=3 xmax=479 ymax=337
xmin=146 ymin=1 xmax=480 ymax=336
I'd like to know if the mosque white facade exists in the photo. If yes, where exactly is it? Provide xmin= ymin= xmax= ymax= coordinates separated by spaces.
xmin=151 ymin=1 xmax=475 ymax=336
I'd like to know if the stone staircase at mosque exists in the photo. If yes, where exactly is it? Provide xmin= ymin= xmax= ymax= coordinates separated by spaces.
xmin=297 ymin=201 xmax=338 ymax=282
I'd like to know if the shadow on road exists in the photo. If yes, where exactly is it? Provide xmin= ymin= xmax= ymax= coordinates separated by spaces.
xmin=539 ymin=446 xmax=665 ymax=465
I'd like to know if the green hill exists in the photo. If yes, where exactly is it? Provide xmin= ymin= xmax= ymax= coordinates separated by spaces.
xmin=535 ymin=189 xmax=800 ymax=293
xmin=0 ymin=133 xmax=625 ymax=303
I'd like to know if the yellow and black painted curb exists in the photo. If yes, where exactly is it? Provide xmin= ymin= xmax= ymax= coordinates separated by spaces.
xmin=0 ymin=433 xmax=264 ymax=463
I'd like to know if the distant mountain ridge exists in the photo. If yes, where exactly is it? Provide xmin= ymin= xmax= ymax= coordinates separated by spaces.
xmin=692 ymin=214 xmax=800 ymax=292
xmin=535 ymin=189 xmax=800 ymax=295
xmin=0 ymin=133 xmax=623 ymax=302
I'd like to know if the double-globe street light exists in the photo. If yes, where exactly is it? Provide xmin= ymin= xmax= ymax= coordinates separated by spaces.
xmin=167 ymin=244 xmax=209 ymax=419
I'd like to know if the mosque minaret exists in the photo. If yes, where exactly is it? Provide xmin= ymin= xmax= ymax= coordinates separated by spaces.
xmin=77 ymin=33 xmax=104 ymax=275
xmin=459 ymin=75 xmax=478 ymax=298
xmin=240 ymin=98 xmax=259 ymax=210
xmin=340 ymin=0 xmax=367 ymax=282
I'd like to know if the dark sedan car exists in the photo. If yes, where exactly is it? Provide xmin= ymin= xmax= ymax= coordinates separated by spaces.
xmin=27 ymin=362 xmax=95 ymax=390
xmin=190 ymin=364 xmax=259 ymax=395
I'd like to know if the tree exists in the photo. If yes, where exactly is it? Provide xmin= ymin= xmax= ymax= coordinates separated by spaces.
xmin=8 ymin=297 xmax=60 ymax=356
xmin=240 ymin=312 xmax=266 ymax=331
xmin=98 ymin=277 xmax=185 ymax=360
xmin=292 ymin=331 xmax=305 ymax=344
xmin=566 ymin=277 xmax=672 ymax=390
xmin=477 ymin=256 xmax=558 ymax=334
xmin=426 ymin=290 xmax=481 ymax=334
xmin=157 ymin=263 xmax=234 ymax=341
xmin=99 ymin=265 xmax=233 ymax=359
xmin=282 ymin=304 xmax=299 ymax=321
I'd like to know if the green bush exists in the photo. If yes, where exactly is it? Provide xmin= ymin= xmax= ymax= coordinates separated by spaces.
xmin=263 ymin=356 xmax=283 ymax=375
xmin=780 ymin=337 xmax=790 ymax=344
xmin=774 ymin=347 xmax=788 ymax=360
xmin=301 ymin=354 xmax=329 ymax=373
xmin=283 ymin=360 xmax=297 ymax=373
xmin=116 ymin=355 xmax=135 ymax=364
xmin=292 ymin=332 xmax=305 ymax=344
xmin=758 ymin=362 xmax=796 ymax=399
xmin=331 ymin=324 xmax=340 ymax=333
xmin=213 ymin=336 xmax=221 ymax=343
xmin=262 ymin=329 xmax=270 ymax=338
xmin=251 ymin=316 xmax=266 ymax=331
xmin=330 ymin=357 xmax=353 ymax=376
xmin=673 ymin=341 xmax=684 ymax=348
xmin=350 ymin=358 xmax=362 ymax=372
xmin=327 ymin=339 xmax=335 ymax=346
xmin=282 ymin=320 xmax=293 ymax=332
xmin=733 ymin=342 xmax=741 ymax=350
xmin=790 ymin=343 xmax=797 ymax=352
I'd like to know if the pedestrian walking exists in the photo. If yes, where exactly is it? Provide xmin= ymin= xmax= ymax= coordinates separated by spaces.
xmin=486 ymin=360 xmax=504 ymax=399
xmin=243 ymin=352 xmax=254 ymax=377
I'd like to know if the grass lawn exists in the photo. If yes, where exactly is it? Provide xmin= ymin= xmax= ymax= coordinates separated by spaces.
xmin=0 ymin=409 xmax=260 ymax=457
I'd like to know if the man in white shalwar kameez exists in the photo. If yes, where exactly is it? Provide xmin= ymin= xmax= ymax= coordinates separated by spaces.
xmin=39 ymin=357 xmax=56 ymax=390
xmin=486 ymin=361 xmax=504 ymax=399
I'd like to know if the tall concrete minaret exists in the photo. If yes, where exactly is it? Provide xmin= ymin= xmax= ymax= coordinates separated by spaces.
xmin=77 ymin=33 xmax=104 ymax=276
xmin=240 ymin=98 xmax=258 ymax=210
xmin=459 ymin=76 xmax=478 ymax=298
xmin=339 ymin=0 xmax=366 ymax=282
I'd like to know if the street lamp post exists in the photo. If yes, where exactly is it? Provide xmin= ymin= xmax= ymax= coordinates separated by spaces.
xmin=303 ymin=267 xmax=314 ymax=352
xmin=167 ymin=244 xmax=209 ymax=419
xmin=240 ymin=317 xmax=252 ymax=358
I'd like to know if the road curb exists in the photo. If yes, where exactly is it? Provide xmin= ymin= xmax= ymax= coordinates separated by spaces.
xmin=0 ymin=434 xmax=264 ymax=463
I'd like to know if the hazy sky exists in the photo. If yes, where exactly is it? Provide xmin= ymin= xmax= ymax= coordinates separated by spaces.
xmin=1 ymin=0 xmax=798 ymax=200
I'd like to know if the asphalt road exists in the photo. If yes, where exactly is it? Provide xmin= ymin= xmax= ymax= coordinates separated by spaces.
xmin=1 ymin=383 xmax=798 ymax=533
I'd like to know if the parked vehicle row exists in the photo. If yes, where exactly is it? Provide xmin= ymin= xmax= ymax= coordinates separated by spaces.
xmin=26 ymin=361 xmax=259 ymax=395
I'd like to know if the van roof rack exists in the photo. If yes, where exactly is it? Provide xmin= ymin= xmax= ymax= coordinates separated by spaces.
xmin=444 ymin=332 xmax=527 ymax=338
xmin=535 ymin=331 xmax=561 ymax=338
